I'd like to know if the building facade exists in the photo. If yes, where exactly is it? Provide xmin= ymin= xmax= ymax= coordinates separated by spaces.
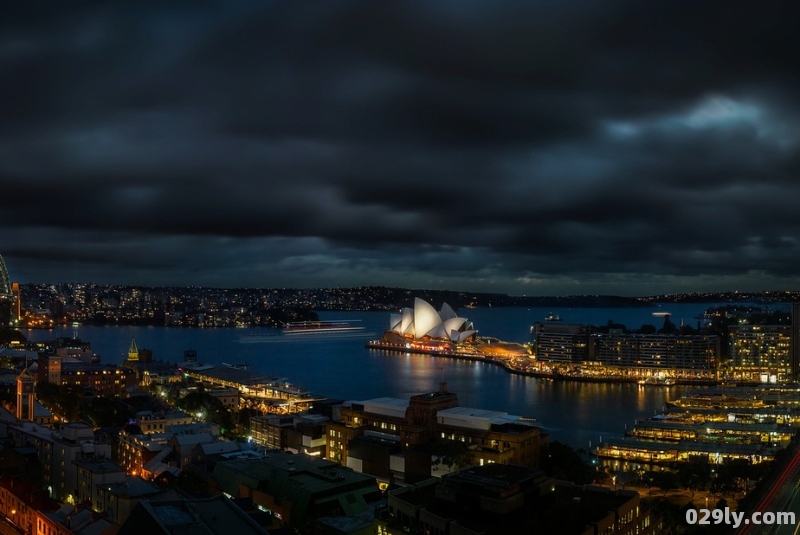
xmin=8 ymin=422 xmax=113 ymax=502
xmin=326 ymin=384 xmax=546 ymax=484
xmin=38 ymin=352 xmax=136 ymax=396
xmin=729 ymin=325 xmax=792 ymax=382
xmin=382 ymin=464 xmax=664 ymax=535
xmin=531 ymin=323 xmax=591 ymax=363
xmin=590 ymin=333 xmax=719 ymax=374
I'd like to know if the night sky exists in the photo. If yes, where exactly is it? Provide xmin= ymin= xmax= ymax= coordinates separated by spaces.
xmin=3 ymin=1 xmax=800 ymax=295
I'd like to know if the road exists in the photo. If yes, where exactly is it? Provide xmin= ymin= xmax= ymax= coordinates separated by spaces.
xmin=735 ymin=439 xmax=800 ymax=535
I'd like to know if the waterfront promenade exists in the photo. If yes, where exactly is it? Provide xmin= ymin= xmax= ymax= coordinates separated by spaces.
xmin=366 ymin=339 xmax=719 ymax=386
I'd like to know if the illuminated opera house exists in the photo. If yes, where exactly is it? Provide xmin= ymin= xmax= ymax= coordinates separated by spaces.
xmin=382 ymin=298 xmax=477 ymax=347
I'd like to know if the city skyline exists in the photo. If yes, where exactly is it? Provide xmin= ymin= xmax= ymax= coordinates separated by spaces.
xmin=3 ymin=2 xmax=800 ymax=296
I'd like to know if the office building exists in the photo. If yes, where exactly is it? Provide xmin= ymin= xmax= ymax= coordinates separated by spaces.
xmin=327 ymin=383 xmax=545 ymax=484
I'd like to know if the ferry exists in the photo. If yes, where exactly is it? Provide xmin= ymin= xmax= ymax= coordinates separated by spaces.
xmin=283 ymin=320 xmax=365 ymax=335
xmin=544 ymin=313 xmax=562 ymax=322
xmin=638 ymin=377 xmax=676 ymax=387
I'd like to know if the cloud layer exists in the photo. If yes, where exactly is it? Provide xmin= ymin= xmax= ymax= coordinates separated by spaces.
xmin=3 ymin=1 xmax=800 ymax=295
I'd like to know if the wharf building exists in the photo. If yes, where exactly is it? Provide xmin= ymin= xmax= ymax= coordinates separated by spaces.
xmin=663 ymin=386 xmax=800 ymax=425
xmin=595 ymin=387 xmax=800 ymax=468
xmin=381 ymin=463 xmax=664 ymax=535
xmin=326 ymin=383 xmax=546 ymax=485
xmin=627 ymin=418 xmax=796 ymax=446
xmin=728 ymin=324 xmax=793 ymax=383
xmin=594 ymin=437 xmax=776 ymax=467
xmin=180 ymin=363 xmax=323 ymax=413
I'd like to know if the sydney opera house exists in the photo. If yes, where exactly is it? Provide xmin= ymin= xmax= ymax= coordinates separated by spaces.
xmin=383 ymin=298 xmax=477 ymax=345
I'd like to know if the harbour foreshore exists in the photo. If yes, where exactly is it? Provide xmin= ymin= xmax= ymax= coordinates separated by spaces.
xmin=365 ymin=340 xmax=718 ymax=386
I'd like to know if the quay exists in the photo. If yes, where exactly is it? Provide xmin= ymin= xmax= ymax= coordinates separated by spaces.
xmin=178 ymin=362 xmax=325 ymax=413
xmin=366 ymin=340 xmax=719 ymax=386
xmin=593 ymin=386 xmax=800 ymax=467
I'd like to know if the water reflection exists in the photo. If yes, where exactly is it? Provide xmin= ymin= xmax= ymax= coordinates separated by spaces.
xmin=27 ymin=316 xmax=693 ymax=449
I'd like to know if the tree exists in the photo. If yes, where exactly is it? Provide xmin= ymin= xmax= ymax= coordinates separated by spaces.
xmin=432 ymin=440 xmax=474 ymax=472
xmin=35 ymin=381 xmax=82 ymax=421
xmin=651 ymin=470 xmax=679 ymax=496
xmin=177 ymin=392 xmax=234 ymax=434
xmin=84 ymin=397 xmax=133 ymax=427
xmin=678 ymin=459 xmax=711 ymax=498
xmin=540 ymin=441 xmax=595 ymax=484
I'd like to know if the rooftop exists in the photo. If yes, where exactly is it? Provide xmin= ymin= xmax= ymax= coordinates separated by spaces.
xmin=74 ymin=457 xmax=125 ymax=474
xmin=120 ymin=495 xmax=267 ymax=535
xmin=99 ymin=476 xmax=163 ymax=498
xmin=213 ymin=453 xmax=377 ymax=496
xmin=354 ymin=397 xmax=410 ymax=418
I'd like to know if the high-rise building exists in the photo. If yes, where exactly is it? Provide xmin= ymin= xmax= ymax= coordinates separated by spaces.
xmin=729 ymin=324 xmax=792 ymax=382
xmin=792 ymin=303 xmax=800 ymax=381
xmin=11 ymin=282 xmax=20 ymax=325
xmin=531 ymin=323 xmax=591 ymax=363
xmin=0 ymin=255 xmax=10 ymax=297
xmin=0 ymin=255 xmax=12 ymax=327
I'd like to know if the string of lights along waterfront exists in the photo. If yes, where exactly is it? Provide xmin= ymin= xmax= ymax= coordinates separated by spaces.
xmin=24 ymin=303 xmax=762 ymax=449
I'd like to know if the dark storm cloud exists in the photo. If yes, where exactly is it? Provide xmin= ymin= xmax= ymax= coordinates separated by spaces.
xmin=2 ymin=0 xmax=800 ymax=294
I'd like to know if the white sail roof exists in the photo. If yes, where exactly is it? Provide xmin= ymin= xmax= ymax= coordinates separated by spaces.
xmin=414 ymin=297 xmax=442 ymax=338
xmin=439 ymin=302 xmax=458 ymax=322
xmin=387 ymin=298 xmax=475 ymax=341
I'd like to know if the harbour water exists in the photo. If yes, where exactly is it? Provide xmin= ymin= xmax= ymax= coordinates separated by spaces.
xmin=23 ymin=303 xmax=773 ymax=449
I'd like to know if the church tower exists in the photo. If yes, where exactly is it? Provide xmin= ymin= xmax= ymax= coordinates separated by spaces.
xmin=127 ymin=338 xmax=139 ymax=361
xmin=16 ymin=366 xmax=35 ymax=421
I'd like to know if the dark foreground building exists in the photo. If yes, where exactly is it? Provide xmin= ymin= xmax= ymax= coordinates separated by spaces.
xmin=119 ymin=494 xmax=269 ymax=535
xmin=380 ymin=464 xmax=665 ymax=535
